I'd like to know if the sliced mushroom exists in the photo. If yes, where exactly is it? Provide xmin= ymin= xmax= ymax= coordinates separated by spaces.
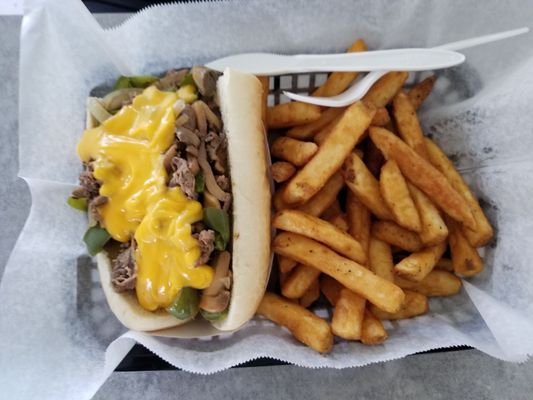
xmin=176 ymin=127 xmax=201 ymax=147
xmin=198 ymin=100 xmax=221 ymax=131
xmin=156 ymin=69 xmax=189 ymax=91
xmin=202 ymin=251 xmax=231 ymax=297
xmin=180 ymin=105 xmax=196 ymax=130
xmin=203 ymin=191 xmax=221 ymax=209
xmin=102 ymin=88 xmax=143 ymax=111
xmin=163 ymin=144 xmax=177 ymax=174
xmin=191 ymin=66 xmax=220 ymax=97
xmin=199 ymin=290 xmax=231 ymax=313
xmin=192 ymin=101 xmax=207 ymax=136
xmin=198 ymin=141 xmax=230 ymax=202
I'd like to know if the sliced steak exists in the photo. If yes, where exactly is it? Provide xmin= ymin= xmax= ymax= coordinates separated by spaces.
xmin=169 ymin=157 xmax=197 ymax=200
xmin=194 ymin=229 xmax=215 ymax=266
xmin=111 ymin=241 xmax=137 ymax=292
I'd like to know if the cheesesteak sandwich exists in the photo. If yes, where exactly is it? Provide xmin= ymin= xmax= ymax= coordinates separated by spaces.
xmin=70 ymin=67 xmax=271 ymax=331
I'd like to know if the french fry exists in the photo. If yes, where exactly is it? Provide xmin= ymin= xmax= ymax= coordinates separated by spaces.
xmin=425 ymin=137 xmax=493 ymax=247
xmin=320 ymin=199 xmax=342 ymax=221
xmin=331 ymin=288 xmax=366 ymax=340
xmin=392 ymin=92 xmax=430 ymax=160
xmin=364 ymin=138 xmax=385 ymax=178
xmin=369 ymin=290 xmax=428 ymax=320
xmin=287 ymin=107 xmax=346 ymax=140
xmin=327 ymin=213 xmax=349 ymax=232
xmin=368 ymin=237 xmax=394 ymax=282
xmin=394 ymin=241 xmax=447 ymax=282
xmin=266 ymin=102 xmax=322 ymax=129
xmin=395 ymin=270 xmax=461 ymax=297
xmin=361 ymin=309 xmax=388 ymax=345
xmin=258 ymin=76 xmax=269 ymax=125
xmin=447 ymin=217 xmax=484 ymax=277
xmin=273 ymin=210 xmax=366 ymax=264
xmin=346 ymin=191 xmax=371 ymax=257
xmin=320 ymin=275 xmax=343 ymax=306
xmin=283 ymin=101 xmax=375 ymax=205
xmin=312 ymin=38 xmax=368 ymax=97
xmin=257 ymin=292 xmax=333 ymax=353
xmin=407 ymin=75 xmax=436 ymax=110
xmin=299 ymin=278 xmax=320 ymax=308
xmin=279 ymin=255 xmax=298 ymax=274
xmin=362 ymin=71 xmax=409 ymax=107
xmin=343 ymin=152 xmax=394 ymax=220
xmin=407 ymin=183 xmax=448 ymax=246
xmin=435 ymin=258 xmax=454 ymax=272
xmin=271 ymin=161 xmax=296 ymax=183
xmin=297 ymin=172 xmax=345 ymax=216
xmin=369 ymin=127 xmax=476 ymax=229
xmin=279 ymin=270 xmax=290 ymax=287
xmin=370 ymin=107 xmax=391 ymax=127
xmin=281 ymin=263 xmax=321 ymax=299
xmin=371 ymin=221 xmax=423 ymax=252
xmin=273 ymin=182 xmax=293 ymax=211
xmin=313 ymin=114 xmax=342 ymax=145
xmin=273 ymin=232 xmax=405 ymax=313
xmin=271 ymin=137 xmax=318 ymax=167
xmin=380 ymin=160 xmax=422 ymax=232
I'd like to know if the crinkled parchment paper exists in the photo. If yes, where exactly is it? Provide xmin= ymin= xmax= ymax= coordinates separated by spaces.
xmin=1 ymin=0 xmax=533 ymax=398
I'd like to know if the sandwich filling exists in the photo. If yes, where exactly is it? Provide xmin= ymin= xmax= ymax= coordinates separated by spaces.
xmin=72 ymin=67 xmax=233 ymax=320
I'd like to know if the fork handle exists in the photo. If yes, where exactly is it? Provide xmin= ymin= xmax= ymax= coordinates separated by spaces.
xmin=287 ymin=48 xmax=464 ymax=73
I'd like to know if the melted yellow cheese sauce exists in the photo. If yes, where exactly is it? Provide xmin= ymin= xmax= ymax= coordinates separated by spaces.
xmin=77 ymin=86 xmax=213 ymax=311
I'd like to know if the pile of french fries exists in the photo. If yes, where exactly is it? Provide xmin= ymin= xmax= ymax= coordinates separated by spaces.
xmin=255 ymin=38 xmax=494 ymax=353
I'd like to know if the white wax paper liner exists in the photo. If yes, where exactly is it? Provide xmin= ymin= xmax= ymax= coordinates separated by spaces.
xmin=1 ymin=0 xmax=533 ymax=399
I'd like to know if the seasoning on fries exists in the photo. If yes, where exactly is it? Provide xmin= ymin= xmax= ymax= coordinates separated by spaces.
xmin=256 ymin=44 xmax=492 ymax=353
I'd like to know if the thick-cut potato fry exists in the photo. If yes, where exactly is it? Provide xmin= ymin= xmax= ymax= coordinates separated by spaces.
xmin=380 ymin=160 xmax=422 ymax=232
xmin=369 ymin=290 xmax=428 ymax=320
xmin=257 ymin=292 xmax=333 ymax=353
xmin=425 ymin=138 xmax=493 ymax=247
xmin=395 ymin=270 xmax=461 ymax=297
xmin=447 ymin=217 xmax=484 ymax=277
xmin=392 ymin=92 xmax=430 ymax=160
xmin=321 ymin=199 xmax=342 ymax=221
xmin=346 ymin=191 xmax=371 ymax=257
xmin=331 ymin=288 xmax=366 ymax=340
xmin=327 ymin=213 xmax=349 ymax=232
xmin=320 ymin=275 xmax=343 ymax=306
xmin=299 ymin=278 xmax=320 ymax=308
xmin=343 ymin=152 xmax=394 ymax=220
xmin=283 ymin=101 xmax=375 ymax=205
xmin=407 ymin=183 xmax=448 ymax=246
xmin=369 ymin=127 xmax=476 ymax=229
xmin=279 ymin=255 xmax=298 ymax=274
xmin=267 ymin=102 xmax=322 ymax=129
xmin=271 ymin=161 xmax=296 ymax=183
xmin=258 ymin=76 xmax=269 ymax=125
xmin=435 ymin=258 xmax=454 ymax=272
xmin=273 ymin=232 xmax=405 ymax=313
xmin=368 ymin=237 xmax=394 ymax=282
xmin=273 ymin=210 xmax=366 ymax=264
xmin=297 ymin=172 xmax=345 ymax=216
xmin=361 ymin=309 xmax=388 ymax=345
xmin=394 ymin=241 xmax=447 ymax=282
xmin=362 ymin=71 xmax=409 ymax=107
xmin=371 ymin=221 xmax=423 ymax=252
xmin=273 ymin=182 xmax=293 ymax=211
xmin=312 ymin=38 xmax=368 ymax=98
xmin=313 ymin=115 xmax=342 ymax=145
xmin=370 ymin=107 xmax=391 ymax=127
xmin=287 ymin=107 xmax=346 ymax=140
xmin=271 ymin=137 xmax=318 ymax=167
xmin=364 ymin=138 xmax=385 ymax=178
xmin=281 ymin=264 xmax=321 ymax=299
xmin=407 ymin=75 xmax=436 ymax=110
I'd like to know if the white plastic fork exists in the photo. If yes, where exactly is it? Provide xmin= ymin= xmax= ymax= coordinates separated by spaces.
xmin=284 ymin=27 xmax=529 ymax=107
